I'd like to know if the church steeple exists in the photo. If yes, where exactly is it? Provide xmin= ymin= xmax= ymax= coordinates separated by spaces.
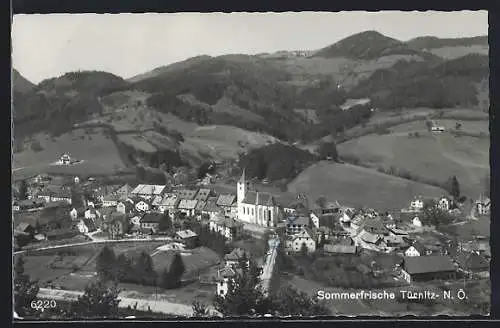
xmin=239 ymin=167 xmax=246 ymax=183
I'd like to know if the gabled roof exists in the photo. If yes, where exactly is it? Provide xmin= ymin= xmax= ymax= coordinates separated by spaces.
xmin=135 ymin=199 xmax=152 ymax=206
xmin=131 ymin=184 xmax=166 ymax=195
xmin=213 ymin=216 xmax=243 ymax=229
xmin=115 ymin=183 xmax=133 ymax=195
xmin=140 ymin=213 xmax=163 ymax=223
xmin=403 ymin=255 xmax=456 ymax=275
xmin=103 ymin=194 xmax=121 ymax=202
xmin=160 ymin=196 xmax=178 ymax=207
xmin=175 ymin=189 xmax=197 ymax=200
xmin=195 ymin=189 xmax=211 ymax=201
xmin=362 ymin=217 xmax=388 ymax=233
xmin=359 ymin=230 xmax=381 ymax=244
xmin=242 ymin=191 xmax=276 ymax=206
xmin=175 ymin=229 xmax=198 ymax=239
xmin=178 ymin=199 xmax=198 ymax=210
xmin=225 ymin=247 xmax=250 ymax=262
xmin=16 ymin=222 xmax=33 ymax=232
xmin=216 ymin=194 xmax=236 ymax=207
xmin=285 ymin=215 xmax=310 ymax=226
xmin=203 ymin=201 xmax=223 ymax=213
xmin=292 ymin=228 xmax=314 ymax=240
xmin=195 ymin=200 xmax=206 ymax=211
xmin=109 ymin=212 xmax=128 ymax=223
xmin=118 ymin=201 xmax=134 ymax=211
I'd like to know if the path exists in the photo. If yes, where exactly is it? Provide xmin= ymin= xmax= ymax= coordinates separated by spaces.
xmin=260 ymin=236 xmax=280 ymax=295
xmin=37 ymin=287 xmax=194 ymax=316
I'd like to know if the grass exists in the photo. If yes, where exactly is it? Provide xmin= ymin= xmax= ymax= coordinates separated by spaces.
xmin=337 ymin=127 xmax=489 ymax=197
xmin=287 ymin=161 xmax=445 ymax=210
xmin=12 ymin=128 xmax=127 ymax=178
xmin=151 ymin=247 xmax=222 ymax=279
xmin=117 ymin=134 xmax=157 ymax=153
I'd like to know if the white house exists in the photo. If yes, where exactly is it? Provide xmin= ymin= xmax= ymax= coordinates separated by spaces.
xmin=129 ymin=215 xmax=141 ymax=227
xmin=216 ymin=266 xmax=241 ymax=298
xmin=76 ymin=220 xmax=89 ymax=234
xmin=431 ymin=126 xmax=445 ymax=133
xmin=285 ymin=228 xmax=316 ymax=254
xmin=116 ymin=201 xmax=134 ymax=214
xmin=224 ymin=248 xmax=251 ymax=268
xmin=70 ymin=208 xmax=78 ymax=220
xmin=409 ymin=197 xmax=424 ymax=211
xmin=135 ymin=200 xmax=151 ymax=212
xmin=130 ymin=184 xmax=167 ymax=200
xmin=158 ymin=195 xmax=178 ymax=216
xmin=476 ymin=194 xmax=491 ymax=215
xmin=177 ymin=199 xmax=198 ymax=217
xmin=412 ymin=216 xmax=423 ymax=227
xmin=85 ymin=208 xmax=100 ymax=220
xmin=437 ymin=197 xmax=450 ymax=211
xmin=404 ymin=243 xmax=431 ymax=257
xmin=236 ymin=169 xmax=280 ymax=227
xmin=102 ymin=194 xmax=120 ymax=207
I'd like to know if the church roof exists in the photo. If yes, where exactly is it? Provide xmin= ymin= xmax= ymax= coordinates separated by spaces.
xmin=242 ymin=191 xmax=276 ymax=206
xmin=239 ymin=168 xmax=246 ymax=183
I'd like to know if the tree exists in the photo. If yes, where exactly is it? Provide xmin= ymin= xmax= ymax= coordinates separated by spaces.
xmin=318 ymin=142 xmax=339 ymax=162
xmin=455 ymin=122 xmax=462 ymax=130
xmin=19 ymin=180 xmax=28 ymax=200
xmin=159 ymin=267 xmax=173 ymax=289
xmin=115 ymin=253 xmax=133 ymax=282
xmin=14 ymin=256 xmax=40 ymax=317
xmin=422 ymin=199 xmax=452 ymax=227
xmin=315 ymin=196 xmax=327 ymax=209
xmin=158 ymin=214 xmax=172 ymax=231
xmin=425 ymin=120 xmax=433 ymax=132
xmin=450 ymin=176 xmax=461 ymax=200
xmin=300 ymin=242 xmax=308 ymax=257
xmin=271 ymin=285 xmax=330 ymax=316
xmin=167 ymin=253 xmax=186 ymax=289
xmin=192 ymin=301 xmax=210 ymax=317
xmin=96 ymin=246 xmax=117 ymax=281
xmin=134 ymin=251 xmax=157 ymax=285
xmin=70 ymin=279 xmax=121 ymax=318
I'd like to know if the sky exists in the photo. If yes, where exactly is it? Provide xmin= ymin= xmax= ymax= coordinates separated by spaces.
xmin=12 ymin=11 xmax=488 ymax=84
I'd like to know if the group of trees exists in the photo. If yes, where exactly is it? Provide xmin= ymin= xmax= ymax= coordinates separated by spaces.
xmin=317 ymin=142 xmax=339 ymax=162
xmin=95 ymin=246 xmax=185 ymax=290
xmin=238 ymin=143 xmax=317 ymax=182
xmin=193 ymin=224 xmax=229 ymax=257
xmin=422 ymin=199 xmax=454 ymax=227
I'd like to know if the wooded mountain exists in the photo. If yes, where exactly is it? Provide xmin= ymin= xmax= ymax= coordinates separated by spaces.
xmin=12 ymin=69 xmax=35 ymax=94
xmin=406 ymin=35 xmax=488 ymax=50
xmin=12 ymin=31 xmax=489 ymax=143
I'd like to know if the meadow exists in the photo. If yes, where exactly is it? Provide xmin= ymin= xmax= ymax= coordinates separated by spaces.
xmin=287 ymin=162 xmax=446 ymax=210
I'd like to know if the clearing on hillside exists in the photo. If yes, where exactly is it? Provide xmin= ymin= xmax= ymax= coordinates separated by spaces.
xmin=337 ymin=125 xmax=489 ymax=197
xmin=287 ymin=162 xmax=446 ymax=210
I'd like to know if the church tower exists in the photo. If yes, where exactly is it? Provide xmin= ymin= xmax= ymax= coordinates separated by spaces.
xmin=237 ymin=168 xmax=250 ymax=206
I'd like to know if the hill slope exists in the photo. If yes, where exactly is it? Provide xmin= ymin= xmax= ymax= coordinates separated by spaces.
xmin=313 ymin=30 xmax=438 ymax=61
xmin=127 ymin=55 xmax=212 ymax=82
xmin=12 ymin=69 xmax=35 ymax=93
xmin=407 ymin=35 xmax=488 ymax=50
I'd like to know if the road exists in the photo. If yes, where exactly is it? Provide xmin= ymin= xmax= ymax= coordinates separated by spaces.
xmin=37 ymin=287 xmax=195 ymax=316
xmin=260 ymin=237 xmax=279 ymax=294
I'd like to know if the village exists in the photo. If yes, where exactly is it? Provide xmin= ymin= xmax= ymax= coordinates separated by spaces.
xmin=12 ymin=152 xmax=491 ymax=315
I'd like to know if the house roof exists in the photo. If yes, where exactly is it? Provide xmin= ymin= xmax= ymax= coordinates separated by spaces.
xmin=118 ymin=201 xmax=134 ymax=211
xmin=103 ymin=194 xmax=121 ymax=202
xmin=216 ymin=194 xmax=236 ymax=207
xmin=195 ymin=200 xmax=206 ymax=211
xmin=160 ymin=196 xmax=178 ymax=207
xmin=224 ymin=247 xmax=250 ymax=262
xmin=175 ymin=229 xmax=198 ymax=239
xmin=403 ymin=255 xmax=456 ymax=275
xmin=195 ymin=189 xmax=211 ymax=201
xmin=203 ymin=201 xmax=223 ymax=213
xmin=359 ymin=230 xmax=381 ymax=244
xmin=16 ymin=222 xmax=33 ymax=232
xmin=454 ymin=252 xmax=489 ymax=271
xmin=82 ymin=218 xmax=96 ymax=229
xmin=242 ymin=191 xmax=276 ymax=206
xmin=135 ymin=199 xmax=152 ymax=207
xmin=109 ymin=212 xmax=128 ymax=222
xmin=115 ymin=184 xmax=133 ymax=194
xmin=213 ymin=215 xmax=244 ymax=229
xmin=131 ymin=184 xmax=166 ymax=196
xmin=323 ymin=244 xmax=356 ymax=254
xmin=292 ymin=227 xmax=314 ymax=240
xmin=151 ymin=195 xmax=163 ymax=206
xmin=175 ymin=189 xmax=197 ymax=200
xmin=140 ymin=213 xmax=163 ymax=223
xmin=178 ymin=199 xmax=198 ymax=210
xmin=99 ymin=207 xmax=115 ymax=218
xmin=362 ymin=217 xmax=388 ymax=233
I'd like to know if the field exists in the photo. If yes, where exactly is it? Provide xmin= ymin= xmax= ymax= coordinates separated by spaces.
xmin=337 ymin=123 xmax=489 ymax=197
xmin=287 ymin=162 xmax=446 ymax=210
xmin=12 ymin=128 xmax=127 ymax=179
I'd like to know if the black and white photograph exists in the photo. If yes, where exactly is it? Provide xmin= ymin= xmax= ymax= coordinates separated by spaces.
xmin=11 ymin=11 xmax=490 ymax=319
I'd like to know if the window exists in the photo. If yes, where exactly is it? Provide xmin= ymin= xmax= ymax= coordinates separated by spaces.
xmin=251 ymin=208 xmax=254 ymax=216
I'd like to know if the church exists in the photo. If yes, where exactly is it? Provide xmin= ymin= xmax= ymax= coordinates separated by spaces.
xmin=236 ymin=169 xmax=280 ymax=227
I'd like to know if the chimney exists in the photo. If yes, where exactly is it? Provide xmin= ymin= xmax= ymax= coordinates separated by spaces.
xmin=255 ymin=191 xmax=259 ymax=205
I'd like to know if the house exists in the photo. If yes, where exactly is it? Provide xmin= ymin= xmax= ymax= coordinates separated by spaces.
xmin=194 ymin=200 xmax=206 ymax=219
xmin=216 ymin=266 xmax=242 ymax=298
xmin=431 ymin=126 xmax=445 ymax=133
xmin=15 ymin=222 xmax=36 ymax=236
xmin=202 ymin=200 xmax=224 ymax=220
xmin=70 ymin=208 xmax=78 ymax=220
xmin=158 ymin=196 xmax=178 ymax=216
xmin=174 ymin=229 xmax=198 ymax=249
xmin=412 ymin=216 xmax=423 ymax=227
xmin=84 ymin=208 xmax=100 ymax=220
xmin=361 ymin=217 xmax=389 ymax=235
xmin=323 ymin=244 xmax=357 ymax=255
xmin=130 ymin=184 xmax=167 ymax=199
xmin=76 ymin=220 xmax=89 ymax=234
xmin=285 ymin=215 xmax=310 ymax=236
xmin=285 ymin=228 xmax=316 ymax=254
xmin=404 ymin=242 xmax=434 ymax=257
xmin=177 ymin=199 xmax=198 ymax=217
xmin=314 ymin=226 xmax=332 ymax=244
xmin=107 ymin=212 xmax=130 ymax=239
xmin=359 ymin=230 xmax=382 ymax=245
xmin=224 ymin=247 xmax=251 ymax=268
xmin=14 ymin=199 xmax=45 ymax=211
xmin=314 ymin=201 xmax=341 ymax=216
xmin=237 ymin=169 xmax=280 ymax=227
xmin=51 ymin=189 xmax=72 ymax=204
xmin=174 ymin=189 xmax=197 ymax=200
xmin=216 ymin=194 xmax=237 ymax=217
xmin=59 ymin=153 xmax=72 ymax=165
xmin=401 ymin=255 xmax=456 ymax=283
xmin=135 ymin=200 xmax=151 ymax=212
xmin=383 ymin=235 xmax=407 ymax=248
xmin=476 ymin=194 xmax=491 ymax=215
xmin=114 ymin=183 xmax=133 ymax=200
xmin=409 ymin=196 xmax=424 ymax=211
xmin=116 ymin=201 xmax=134 ymax=214
xmin=194 ymin=189 xmax=211 ymax=202
xmin=438 ymin=196 xmax=451 ymax=211
xmin=209 ymin=214 xmax=244 ymax=241
xmin=139 ymin=213 xmax=163 ymax=233
xmin=151 ymin=195 xmax=164 ymax=211
xmin=102 ymin=194 xmax=121 ymax=207
xmin=454 ymin=252 xmax=489 ymax=276
xmin=129 ymin=215 xmax=141 ymax=227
